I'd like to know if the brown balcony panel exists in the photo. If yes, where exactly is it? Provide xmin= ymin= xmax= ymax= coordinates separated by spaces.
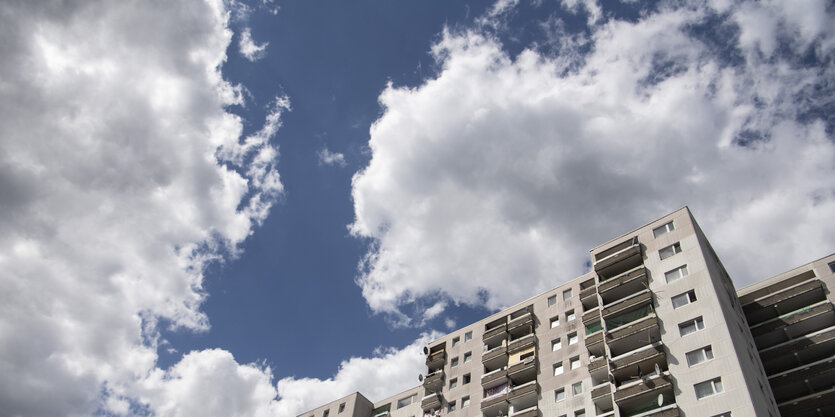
xmin=595 ymin=237 xmax=638 ymax=261
xmin=481 ymin=369 xmax=507 ymax=386
xmin=613 ymin=375 xmax=672 ymax=403
xmin=740 ymin=270 xmax=817 ymax=305
xmin=744 ymin=280 xmax=826 ymax=326
xmin=421 ymin=394 xmax=442 ymax=409
xmin=759 ymin=326 xmax=835 ymax=374
xmin=599 ymin=267 xmax=647 ymax=293
xmin=591 ymin=383 xmax=611 ymax=400
xmin=508 ymin=360 xmax=536 ymax=376
xmin=595 ymin=244 xmax=642 ymax=279
xmin=581 ymin=285 xmax=597 ymax=301
xmin=508 ymin=383 xmax=538 ymax=401
xmin=426 ymin=351 xmax=446 ymax=369
xmin=589 ymin=357 xmax=608 ymax=373
xmin=484 ymin=324 xmax=508 ymax=341
xmin=510 ymin=408 xmax=538 ymax=417
xmin=769 ymin=357 xmax=835 ymax=392
xmin=508 ymin=336 xmax=536 ymax=354
xmin=423 ymin=372 xmax=444 ymax=391
xmin=480 ymin=394 xmax=508 ymax=410
xmin=602 ymin=291 xmax=653 ymax=320
xmin=612 ymin=346 xmax=665 ymax=371
xmin=751 ymin=303 xmax=835 ymax=338
xmin=586 ymin=331 xmax=604 ymax=352
xmin=483 ymin=347 xmax=508 ymax=363
xmin=777 ymin=386 xmax=835 ymax=416
xmin=508 ymin=313 xmax=533 ymax=331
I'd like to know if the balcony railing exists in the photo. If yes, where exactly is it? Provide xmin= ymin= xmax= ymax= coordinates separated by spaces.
xmin=611 ymin=345 xmax=665 ymax=376
xmin=508 ymin=334 xmax=536 ymax=353
xmin=594 ymin=237 xmax=642 ymax=279
xmin=483 ymin=323 xmax=508 ymax=341
xmin=739 ymin=269 xmax=816 ymax=305
xmin=602 ymin=291 xmax=653 ymax=320
xmin=481 ymin=368 xmax=507 ymax=386
xmin=480 ymin=393 xmax=508 ymax=411
xmin=483 ymin=345 xmax=508 ymax=363
xmin=508 ymin=312 xmax=533 ymax=331
xmin=508 ymin=356 xmax=536 ymax=375
xmin=777 ymin=385 xmax=835 ymax=416
xmin=423 ymin=370 xmax=444 ymax=391
xmin=420 ymin=393 xmax=442 ymax=410
xmin=592 ymin=383 xmax=611 ymax=400
xmin=751 ymin=302 xmax=835 ymax=349
xmin=613 ymin=374 xmax=672 ymax=404
xmin=744 ymin=279 xmax=825 ymax=326
xmin=586 ymin=330 xmax=605 ymax=356
xmin=509 ymin=405 xmax=537 ymax=417
xmin=507 ymin=381 xmax=538 ymax=402
xmin=425 ymin=350 xmax=445 ymax=370
xmin=759 ymin=325 xmax=835 ymax=374
xmin=607 ymin=315 xmax=660 ymax=357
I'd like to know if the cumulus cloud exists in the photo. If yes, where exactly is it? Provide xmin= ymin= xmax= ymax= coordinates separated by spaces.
xmin=0 ymin=1 xmax=283 ymax=415
xmin=239 ymin=27 xmax=269 ymax=61
xmin=350 ymin=1 xmax=835 ymax=321
xmin=317 ymin=146 xmax=348 ymax=167
xmin=274 ymin=334 xmax=438 ymax=417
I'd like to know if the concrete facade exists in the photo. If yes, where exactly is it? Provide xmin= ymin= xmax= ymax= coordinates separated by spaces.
xmin=297 ymin=208 xmax=834 ymax=417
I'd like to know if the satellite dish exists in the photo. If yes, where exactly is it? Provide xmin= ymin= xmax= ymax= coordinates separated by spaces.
xmin=654 ymin=363 xmax=661 ymax=375
xmin=423 ymin=346 xmax=429 ymax=355
xmin=418 ymin=374 xmax=424 ymax=382
xmin=657 ymin=393 xmax=664 ymax=406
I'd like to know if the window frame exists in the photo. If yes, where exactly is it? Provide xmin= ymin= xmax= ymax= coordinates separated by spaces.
xmin=672 ymin=290 xmax=697 ymax=309
xmin=555 ymin=388 xmax=566 ymax=402
xmin=568 ymin=332 xmax=578 ymax=345
xmin=554 ymin=363 xmax=564 ymax=376
xmin=665 ymin=265 xmax=689 ymax=283
xmin=659 ymin=242 xmax=682 ymax=260
xmin=695 ymin=377 xmax=723 ymax=399
xmin=679 ymin=316 xmax=705 ymax=336
xmin=653 ymin=221 xmax=675 ymax=238
xmin=686 ymin=345 xmax=714 ymax=367
xmin=548 ymin=295 xmax=557 ymax=307
xmin=563 ymin=288 xmax=573 ymax=300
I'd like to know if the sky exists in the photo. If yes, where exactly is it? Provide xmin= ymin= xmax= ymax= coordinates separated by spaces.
xmin=0 ymin=0 xmax=833 ymax=416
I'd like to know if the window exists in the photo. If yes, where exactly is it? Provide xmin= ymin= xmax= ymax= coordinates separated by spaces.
xmin=672 ymin=290 xmax=697 ymax=308
xmin=554 ymin=363 xmax=564 ymax=376
xmin=323 ymin=411 xmax=329 ymax=417
xmin=828 ymin=261 xmax=835 ymax=273
xmin=566 ymin=310 xmax=576 ymax=321
xmin=653 ymin=221 xmax=675 ymax=238
xmin=452 ymin=336 xmax=460 ymax=347
xmin=555 ymin=388 xmax=565 ymax=401
xmin=695 ymin=377 xmax=723 ymax=399
xmin=447 ymin=401 xmax=456 ymax=412
xmin=665 ymin=265 xmax=689 ymax=283
xmin=397 ymin=395 xmax=416 ymax=409
xmin=463 ymin=352 xmax=472 ymax=363
xmin=570 ymin=356 xmax=580 ymax=370
xmin=686 ymin=346 xmax=714 ymax=366
xmin=550 ymin=316 xmax=560 ymax=328
xmin=449 ymin=378 xmax=458 ymax=389
xmin=563 ymin=288 xmax=573 ymax=300
xmin=552 ymin=338 xmax=562 ymax=351
xmin=461 ymin=397 xmax=470 ymax=408
xmin=659 ymin=242 xmax=682 ymax=260
xmin=568 ymin=332 xmax=578 ymax=345
xmin=462 ymin=373 xmax=471 ymax=385
xmin=575 ymin=411 xmax=585 ymax=417
xmin=711 ymin=413 xmax=731 ymax=417
xmin=450 ymin=357 xmax=459 ymax=367
xmin=338 ymin=403 xmax=345 ymax=413
xmin=679 ymin=317 xmax=705 ymax=336
xmin=464 ymin=331 xmax=472 ymax=342
xmin=572 ymin=381 xmax=583 ymax=395
xmin=548 ymin=295 xmax=557 ymax=307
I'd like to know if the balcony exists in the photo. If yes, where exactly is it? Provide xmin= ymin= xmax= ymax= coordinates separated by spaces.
xmin=623 ymin=404 xmax=680 ymax=417
xmin=508 ymin=334 xmax=536 ymax=354
xmin=483 ymin=323 xmax=508 ymax=343
xmin=602 ymin=291 xmax=653 ymax=321
xmin=508 ymin=357 xmax=536 ymax=384
xmin=592 ymin=383 xmax=611 ymax=401
xmin=751 ymin=301 xmax=835 ymax=349
xmin=480 ymin=392 xmax=509 ymax=417
xmin=759 ymin=325 xmax=835 ymax=374
xmin=594 ymin=237 xmax=642 ymax=279
xmin=483 ymin=344 xmax=508 ymax=367
xmin=425 ymin=350 xmax=446 ymax=371
xmin=611 ymin=345 xmax=667 ymax=384
xmin=581 ymin=279 xmax=598 ymax=309
xmin=508 ymin=381 xmax=538 ymax=403
xmin=589 ymin=356 xmax=608 ymax=373
xmin=509 ymin=405 xmax=538 ymax=417
xmin=481 ymin=368 xmax=508 ymax=388
xmin=744 ymin=279 xmax=826 ymax=326
xmin=614 ymin=373 xmax=673 ymax=405
xmin=508 ymin=312 xmax=533 ymax=332
xmin=739 ymin=269 xmax=816 ymax=305
xmin=421 ymin=392 xmax=442 ymax=410
xmin=586 ymin=330 xmax=605 ymax=357
xmin=777 ymin=385 xmax=835 ymax=417
xmin=423 ymin=370 xmax=444 ymax=392
xmin=768 ymin=356 xmax=835 ymax=402
xmin=598 ymin=267 xmax=648 ymax=305
xmin=607 ymin=315 xmax=660 ymax=357
xmin=583 ymin=308 xmax=601 ymax=327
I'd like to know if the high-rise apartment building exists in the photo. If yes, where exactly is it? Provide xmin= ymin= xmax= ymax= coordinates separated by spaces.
xmin=297 ymin=208 xmax=835 ymax=417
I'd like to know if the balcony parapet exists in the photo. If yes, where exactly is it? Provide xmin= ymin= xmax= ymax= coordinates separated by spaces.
xmin=611 ymin=344 xmax=665 ymax=372
xmin=599 ymin=267 xmax=647 ymax=293
xmin=613 ymin=373 xmax=672 ymax=404
xmin=768 ymin=356 xmax=835 ymax=390
xmin=594 ymin=238 xmax=642 ymax=279
xmin=425 ymin=350 xmax=446 ymax=370
xmin=508 ymin=334 xmax=536 ymax=354
xmin=608 ymin=314 xmax=658 ymax=341
xmin=508 ymin=356 xmax=536 ymax=376
xmin=480 ymin=393 xmax=508 ymax=411
xmin=750 ymin=302 xmax=834 ymax=338
xmin=483 ymin=323 xmax=508 ymax=342
xmin=509 ymin=405 xmax=537 ymax=417
xmin=631 ymin=405 xmax=680 ymax=417
xmin=776 ymin=385 xmax=835 ymax=416
xmin=483 ymin=345 xmax=508 ymax=363
xmin=481 ymin=368 xmax=508 ymax=386
xmin=583 ymin=308 xmax=601 ymax=326
xmin=744 ymin=279 xmax=825 ymax=326
xmin=508 ymin=312 xmax=533 ymax=331
xmin=759 ymin=325 xmax=835 ymax=368
xmin=591 ymin=382 xmax=611 ymax=400
xmin=589 ymin=356 xmax=608 ymax=373
xmin=423 ymin=370 xmax=444 ymax=392
xmin=602 ymin=291 xmax=653 ymax=320
xmin=420 ymin=393 xmax=443 ymax=410
xmin=508 ymin=381 xmax=538 ymax=402
xmin=740 ymin=269 xmax=816 ymax=305
xmin=581 ymin=285 xmax=597 ymax=301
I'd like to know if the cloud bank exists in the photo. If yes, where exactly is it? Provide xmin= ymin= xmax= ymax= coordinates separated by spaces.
xmin=0 ymin=0 xmax=283 ymax=415
xmin=350 ymin=0 xmax=835 ymax=322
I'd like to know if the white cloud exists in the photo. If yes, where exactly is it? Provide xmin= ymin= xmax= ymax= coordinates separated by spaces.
xmin=239 ymin=27 xmax=269 ymax=61
xmin=350 ymin=2 xmax=835 ymax=321
xmin=317 ymin=146 xmax=348 ymax=167
xmin=274 ymin=334 xmax=438 ymax=417
xmin=0 ymin=0 xmax=284 ymax=415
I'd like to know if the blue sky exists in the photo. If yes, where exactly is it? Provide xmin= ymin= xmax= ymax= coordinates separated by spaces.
xmin=1 ymin=1 xmax=834 ymax=416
